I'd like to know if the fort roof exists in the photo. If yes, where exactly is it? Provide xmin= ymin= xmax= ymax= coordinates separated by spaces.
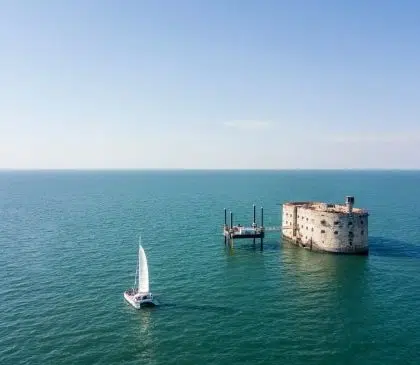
xmin=283 ymin=201 xmax=368 ymax=215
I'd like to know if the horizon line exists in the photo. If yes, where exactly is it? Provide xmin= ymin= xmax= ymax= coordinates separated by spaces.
xmin=1 ymin=167 xmax=419 ymax=172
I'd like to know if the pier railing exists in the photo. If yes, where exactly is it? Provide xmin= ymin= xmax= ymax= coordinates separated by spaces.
xmin=264 ymin=226 xmax=281 ymax=232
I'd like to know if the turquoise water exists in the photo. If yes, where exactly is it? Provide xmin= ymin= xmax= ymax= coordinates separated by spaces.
xmin=1 ymin=170 xmax=420 ymax=365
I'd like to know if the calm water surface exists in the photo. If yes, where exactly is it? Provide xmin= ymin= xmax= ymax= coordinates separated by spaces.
xmin=1 ymin=170 xmax=420 ymax=365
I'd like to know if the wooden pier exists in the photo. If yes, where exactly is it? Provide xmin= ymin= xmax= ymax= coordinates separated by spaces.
xmin=223 ymin=205 xmax=266 ymax=246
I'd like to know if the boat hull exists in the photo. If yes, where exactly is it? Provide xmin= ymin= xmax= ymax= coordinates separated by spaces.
xmin=124 ymin=291 xmax=158 ymax=309
xmin=139 ymin=300 xmax=157 ymax=308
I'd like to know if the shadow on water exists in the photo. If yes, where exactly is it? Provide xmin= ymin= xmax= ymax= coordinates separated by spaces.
xmin=260 ymin=239 xmax=281 ymax=251
xmin=369 ymin=236 xmax=420 ymax=259
xmin=157 ymin=302 xmax=239 ymax=315
xmin=123 ymin=298 xmax=239 ymax=315
xmin=222 ymin=239 xmax=280 ymax=255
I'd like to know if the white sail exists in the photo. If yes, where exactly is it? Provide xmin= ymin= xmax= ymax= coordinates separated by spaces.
xmin=138 ymin=243 xmax=150 ymax=293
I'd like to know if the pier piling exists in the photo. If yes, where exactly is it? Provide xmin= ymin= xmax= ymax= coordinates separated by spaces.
xmin=261 ymin=207 xmax=264 ymax=227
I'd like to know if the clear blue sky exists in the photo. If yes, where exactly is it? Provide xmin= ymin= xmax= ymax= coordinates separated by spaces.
xmin=1 ymin=0 xmax=419 ymax=169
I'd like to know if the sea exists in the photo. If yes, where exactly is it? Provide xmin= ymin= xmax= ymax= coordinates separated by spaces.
xmin=1 ymin=170 xmax=420 ymax=365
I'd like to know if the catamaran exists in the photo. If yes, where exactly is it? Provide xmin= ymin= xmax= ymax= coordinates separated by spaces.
xmin=123 ymin=236 xmax=158 ymax=308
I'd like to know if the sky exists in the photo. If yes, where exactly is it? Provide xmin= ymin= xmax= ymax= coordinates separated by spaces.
xmin=0 ymin=0 xmax=419 ymax=169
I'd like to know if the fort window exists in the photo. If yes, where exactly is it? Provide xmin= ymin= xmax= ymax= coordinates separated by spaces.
xmin=361 ymin=220 xmax=364 ymax=225
xmin=334 ymin=231 xmax=338 ymax=235
xmin=321 ymin=230 xmax=325 ymax=233
xmin=334 ymin=221 xmax=339 ymax=225
xmin=321 ymin=219 xmax=326 ymax=225
xmin=361 ymin=230 xmax=364 ymax=235
xmin=348 ymin=222 xmax=353 ymax=226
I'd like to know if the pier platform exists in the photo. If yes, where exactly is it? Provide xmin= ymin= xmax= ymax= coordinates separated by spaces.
xmin=223 ymin=224 xmax=265 ymax=240
xmin=223 ymin=205 xmax=268 ymax=246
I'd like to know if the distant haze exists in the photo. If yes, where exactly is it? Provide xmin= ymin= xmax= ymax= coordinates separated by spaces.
xmin=1 ymin=1 xmax=419 ymax=169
